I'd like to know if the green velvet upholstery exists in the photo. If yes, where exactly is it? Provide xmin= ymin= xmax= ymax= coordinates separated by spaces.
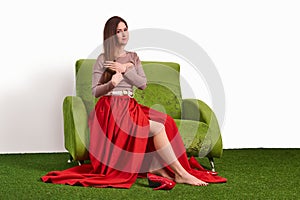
xmin=63 ymin=59 xmax=223 ymax=164
xmin=63 ymin=96 xmax=89 ymax=161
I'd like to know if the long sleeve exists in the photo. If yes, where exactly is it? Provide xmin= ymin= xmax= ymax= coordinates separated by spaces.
xmin=92 ymin=54 xmax=115 ymax=98
xmin=123 ymin=53 xmax=147 ymax=90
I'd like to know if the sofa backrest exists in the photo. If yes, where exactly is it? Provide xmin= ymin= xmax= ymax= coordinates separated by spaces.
xmin=75 ymin=59 xmax=97 ymax=115
xmin=133 ymin=61 xmax=182 ymax=119
xmin=75 ymin=60 xmax=182 ymax=119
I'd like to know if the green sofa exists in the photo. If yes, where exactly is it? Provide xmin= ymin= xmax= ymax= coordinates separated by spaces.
xmin=63 ymin=59 xmax=223 ymax=171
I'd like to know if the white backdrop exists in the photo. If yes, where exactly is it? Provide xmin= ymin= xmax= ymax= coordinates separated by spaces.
xmin=1 ymin=0 xmax=299 ymax=153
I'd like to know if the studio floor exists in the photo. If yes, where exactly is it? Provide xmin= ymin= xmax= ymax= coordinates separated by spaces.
xmin=0 ymin=148 xmax=299 ymax=199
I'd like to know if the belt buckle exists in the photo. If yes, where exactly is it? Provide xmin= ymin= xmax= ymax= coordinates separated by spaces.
xmin=123 ymin=90 xmax=128 ymax=95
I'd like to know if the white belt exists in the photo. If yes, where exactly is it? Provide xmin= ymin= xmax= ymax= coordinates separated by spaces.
xmin=106 ymin=90 xmax=133 ymax=97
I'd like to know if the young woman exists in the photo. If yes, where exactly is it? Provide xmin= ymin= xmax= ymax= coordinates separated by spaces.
xmin=41 ymin=16 xmax=226 ymax=189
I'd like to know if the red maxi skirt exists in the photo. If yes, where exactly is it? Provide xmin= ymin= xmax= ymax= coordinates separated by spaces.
xmin=41 ymin=96 xmax=227 ymax=188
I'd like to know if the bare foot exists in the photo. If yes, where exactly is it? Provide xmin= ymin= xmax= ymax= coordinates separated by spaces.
xmin=175 ymin=172 xmax=208 ymax=186
xmin=150 ymin=168 xmax=174 ymax=180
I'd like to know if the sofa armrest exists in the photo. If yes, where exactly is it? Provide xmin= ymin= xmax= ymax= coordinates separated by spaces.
xmin=63 ymin=96 xmax=89 ymax=161
xmin=182 ymin=99 xmax=223 ymax=158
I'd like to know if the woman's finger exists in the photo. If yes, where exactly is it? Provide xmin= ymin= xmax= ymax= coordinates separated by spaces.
xmin=103 ymin=64 xmax=111 ymax=68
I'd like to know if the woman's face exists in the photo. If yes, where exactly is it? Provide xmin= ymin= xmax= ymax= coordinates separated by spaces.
xmin=116 ymin=21 xmax=129 ymax=46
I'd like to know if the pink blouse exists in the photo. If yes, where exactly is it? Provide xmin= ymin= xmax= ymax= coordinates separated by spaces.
xmin=92 ymin=51 xmax=147 ymax=98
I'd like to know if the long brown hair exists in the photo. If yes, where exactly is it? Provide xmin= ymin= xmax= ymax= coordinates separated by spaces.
xmin=100 ymin=16 xmax=128 ymax=84
xmin=103 ymin=16 xmax=128 ymax=61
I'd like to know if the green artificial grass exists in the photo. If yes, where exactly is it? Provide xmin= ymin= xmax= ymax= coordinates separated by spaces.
xmin=0 ymin=149 xmax=299 ymax=199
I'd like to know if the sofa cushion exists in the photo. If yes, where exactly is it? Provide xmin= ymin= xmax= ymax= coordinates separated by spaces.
xmin=134 ymin=83 xmax=182 ymax=119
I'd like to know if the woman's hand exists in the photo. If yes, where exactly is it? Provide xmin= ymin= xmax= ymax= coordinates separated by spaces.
xmin=104 ymin=61 xmax=127 ymax=73
xmin=111 ymin=71 xmax=123 ymax=86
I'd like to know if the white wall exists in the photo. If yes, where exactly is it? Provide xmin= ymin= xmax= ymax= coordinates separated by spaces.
xmin=1 ymin=0 xmax=299 ymax=153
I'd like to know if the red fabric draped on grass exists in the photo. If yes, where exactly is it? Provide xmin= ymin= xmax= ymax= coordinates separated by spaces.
xmin=41 ymin=96 xmax=226 ymax=188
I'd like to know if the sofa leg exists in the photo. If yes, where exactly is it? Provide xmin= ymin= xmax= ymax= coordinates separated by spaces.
xmin=67 ymin=154 xmax=85 ymax=165
xmin=208 ymin=157 xmax=215 ymax=172
xmin=78 ymin=160 xmax=84 ymax=166
xmin=67 ymin=154 xmax=73 ymax=163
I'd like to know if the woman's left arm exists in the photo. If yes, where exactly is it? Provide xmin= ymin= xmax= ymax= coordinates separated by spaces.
xmin=123 ymin=53 xmax=147 ymax=89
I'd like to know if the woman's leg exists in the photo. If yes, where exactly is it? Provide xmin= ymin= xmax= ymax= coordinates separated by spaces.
xmin=151 ymin=127 xmax=208 ymax=186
